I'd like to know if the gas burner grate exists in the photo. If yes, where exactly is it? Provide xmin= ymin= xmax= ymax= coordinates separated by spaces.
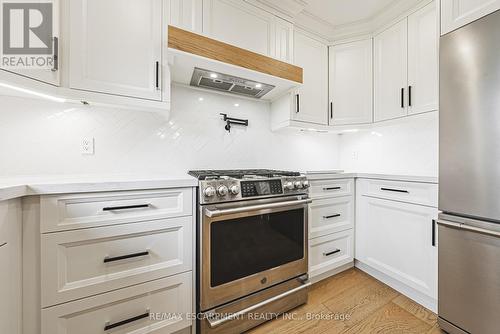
xmin=188 ymin=169 xmax=301 ymax=180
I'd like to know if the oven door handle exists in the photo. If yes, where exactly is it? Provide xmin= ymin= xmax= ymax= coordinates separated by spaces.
xmin=204 ymin=198 xmax=312 ymax=218
xmin=206 ymin=281 xmax=311 ymax=328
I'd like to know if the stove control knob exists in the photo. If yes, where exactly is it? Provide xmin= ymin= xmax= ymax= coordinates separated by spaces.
xmin=284 ymin=182 xmax=294 ymax=190
xmin=303 ymin=180 xmax=310 ymax=188
xmin=229 ymin=185 xmax=240 ymax=195
xmin=217 ymin=185 xmax=229 ymax=196
xmin=294 ymin=181 xmax=304 ymax=189
xmin=203 ymin=186 xmax=216 ymax=197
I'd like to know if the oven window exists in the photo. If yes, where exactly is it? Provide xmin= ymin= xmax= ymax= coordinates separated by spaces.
xmin=210 ymin=208 xmax=304 ymax=287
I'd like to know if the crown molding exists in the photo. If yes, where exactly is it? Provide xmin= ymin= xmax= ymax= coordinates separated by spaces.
xmin=247 ymin=0 xmax=432 ymax=43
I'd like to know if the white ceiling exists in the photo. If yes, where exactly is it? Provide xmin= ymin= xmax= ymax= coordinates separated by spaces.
xmin=302 ymin=0 xmax=398 ymax=27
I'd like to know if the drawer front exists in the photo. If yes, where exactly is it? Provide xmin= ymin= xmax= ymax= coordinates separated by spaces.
xmin=309 ymin=229 xmax=354 ymax=278
xmin=357 ymin=178 xmax=438 ymax=207
xmin=309 ymin=197 xmax=354 ymax=239
xmin=41 ymin=188 xmax=193 ymax=232
xmin=41 ymin=217 xmax=192 ymax=307
xmin=42 ymin=272 xmax=192 ymax=334
xmin=309 ymin=178 xmax=354 ymax=198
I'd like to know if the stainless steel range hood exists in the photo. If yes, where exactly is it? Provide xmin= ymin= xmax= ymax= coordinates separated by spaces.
xmin=167 ymin=26 xmax=302 ymax=101
xmin=190 ymin=68 xmax=275 ymax=99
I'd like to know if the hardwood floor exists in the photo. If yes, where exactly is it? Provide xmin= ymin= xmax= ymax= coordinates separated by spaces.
xmin=247 ymin=268 xmax=444 ymax=334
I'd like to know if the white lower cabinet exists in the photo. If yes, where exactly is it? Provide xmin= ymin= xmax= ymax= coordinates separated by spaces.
xmin=308 ymin=177 xmax=355 ymax=281
xmin=42 ymin=272 xmax=192 ymax=334
xmin=309 ymin=229 xmax=354 ymax=278
xmin=41 ymin=216 xmax=192 ymax=307
xmin=0 ymin=199 xmax=22 ymax=334
xmin=356 ymin=180 xmax=438 ymax=310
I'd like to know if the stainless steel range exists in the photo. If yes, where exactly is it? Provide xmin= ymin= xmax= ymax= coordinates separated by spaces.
xmin=188 ymin=169 xmax=311 ymax=334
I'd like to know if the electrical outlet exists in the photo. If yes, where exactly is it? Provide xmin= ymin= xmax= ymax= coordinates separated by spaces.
xmin=352 ymin=151 xmax=359 ymax=160
xmin=81 ymin=137 xmax=95 ymax=155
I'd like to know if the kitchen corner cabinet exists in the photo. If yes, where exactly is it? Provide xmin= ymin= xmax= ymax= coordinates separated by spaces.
xmin=0 ymin=0 xmax=60 ymax=86
xmin=441 ymin=0 xmax=500 ymax=35
xmin=69 ymin=0 xmax=163 ymax=101
xmin=355 ymin=178 xmax=438 ymax=310
xmin=374 ymin=2 xmax=438 ymax=122
xmin=0 ymin=199 xmax=22 ymax=334
xmin=329 ymin=39 xmax=373 ymax=126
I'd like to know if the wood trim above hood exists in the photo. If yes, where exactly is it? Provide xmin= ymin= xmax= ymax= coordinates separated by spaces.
xmin=168 ymin=26 xmax=303 ymax=84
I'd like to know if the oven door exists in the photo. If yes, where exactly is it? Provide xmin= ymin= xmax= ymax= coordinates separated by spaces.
xmin=200 ymin=196 xmax=310 ymax=311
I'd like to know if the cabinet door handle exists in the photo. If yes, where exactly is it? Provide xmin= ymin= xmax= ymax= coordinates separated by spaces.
xmin=295 ymin=94 xmax=300 ymax=113
xmin=155 ymin=61 xmax=160 ymax=90
xmin=330 ymin=101 xmax=333 ymax=119
xmin=323 ymin=187 xmax=341 ymax=191
xmin=323 ymin=214 xmax=341 ymax=219
xmin=323 ymin=249 xmax=341 ymax=257
xmin=104 ymin=251 xmax=150 ymax=263
xmin=102 ymin=204 xmax=150 ymax=211
xmin=104 ymin=311 xmax=150 ymax=331
xmin=401 ymin=88 xmax=404 ymax=108
xmin=380 ymin=187 xmax=409 ymax=194
xmin=408 ymin=85 xmax=412 ymax=107
xmin=432 ymin=219 xmax=436 ymax=247
xmin=0 ymin=242 xmax=7 ymax=248
xmin=51 ymin=37 xmax=59 ymax=72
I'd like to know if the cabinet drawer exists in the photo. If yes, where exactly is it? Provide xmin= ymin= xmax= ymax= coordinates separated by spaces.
xmin=309 ymin=197 xmax=353 ymax=239
xmin=41 ymin=188 xmax=193 ymax=232
xmin=309 ymin=229 xmax=354 ymax=278
xmin=42 ymin=271 xmax=192 ymax=334
xmin=357 ymin=178 xmax=438 ymax=207
xmin=41 ymin=217 xmax=192 ymax=307
xmin=309 ymin=178 xmax=354 ymax=198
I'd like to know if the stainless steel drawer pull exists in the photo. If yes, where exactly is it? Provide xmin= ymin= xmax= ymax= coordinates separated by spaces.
xmin=102 ymin=204 xmax=150 ymax=211
xmin=323 ymin=214 xmax=341 ymax=219
xmin=104 ymin=251 xmax=150 ymax=263
xmin=323 ymin=249 xmax=341 ymax=257
xmin=323 ymin=187 xmax=341 ymax=191
xmin=380 ymin=187 xmax=409 ymax=194
xmin=0 ymin=242 xmax=7 ymax=248
xmin=104 ymin=311 xmax=150 ymax=331
xmin=206 ymin=281 xmax=311 ymax=328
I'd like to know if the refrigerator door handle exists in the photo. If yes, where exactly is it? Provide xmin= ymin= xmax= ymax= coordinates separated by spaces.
xmin=437 ymin=220 xmax=500 ymax=238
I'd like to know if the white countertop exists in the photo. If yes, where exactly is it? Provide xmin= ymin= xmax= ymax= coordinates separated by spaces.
xmin=0 ymin=172 xmax=438 ymax=202
xmin=0 ymin=174 xmax=198 ymax=201
xmin=305 ymin=172 xmax=438 ymax=184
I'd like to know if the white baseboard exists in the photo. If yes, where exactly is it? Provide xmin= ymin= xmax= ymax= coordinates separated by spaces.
xmin=309 ymin=261 xmax=354 ymax=284
xmin=355 ymin=260 xmax=437 ymax=313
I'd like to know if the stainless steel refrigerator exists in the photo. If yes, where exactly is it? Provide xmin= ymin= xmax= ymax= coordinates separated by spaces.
xmin=439 ymin=9 xmax=500 ymax=334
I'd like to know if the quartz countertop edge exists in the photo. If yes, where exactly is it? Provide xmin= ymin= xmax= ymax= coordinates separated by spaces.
xmin=0 ymin=172 xmax=438 ymax=202
xmin=0 ymin=176 xmax=198 ymax=201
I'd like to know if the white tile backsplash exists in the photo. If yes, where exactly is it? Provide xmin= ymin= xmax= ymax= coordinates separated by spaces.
xmin=338 ymin=112 xmax=439 ymax=177
xmin=0 ymin=85 xmax=340 ymax=177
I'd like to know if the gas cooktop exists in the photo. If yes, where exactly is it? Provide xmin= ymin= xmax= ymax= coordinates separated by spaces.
xmin=188 ymin=169 xmax=301 ymax=180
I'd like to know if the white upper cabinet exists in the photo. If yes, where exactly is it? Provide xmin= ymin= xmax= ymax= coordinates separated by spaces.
xmin=202 ymin=0 xmax=293 ymax=62
xmin=374 ymin=19 xmax=408 ymax=122
xmin=0 ymin=0 xmax=60 ymax=86
xmin=292 ymin=31 xmax=328 ymax=125
xmin=329 ymin=39 xmax=373 ymax=126
xmin=441 ymin=0 xmax=500 ymax=35
xmin=408 ymin=2 xmax=438 ymax=115
xmin=166 ymin=0 xmax=203 ymax=32
xmin=69 ymin=0 xmax=163 ymax=101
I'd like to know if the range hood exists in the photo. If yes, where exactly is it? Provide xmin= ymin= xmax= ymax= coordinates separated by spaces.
xmin=167 ymin=26 xmax=303 ymax=100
